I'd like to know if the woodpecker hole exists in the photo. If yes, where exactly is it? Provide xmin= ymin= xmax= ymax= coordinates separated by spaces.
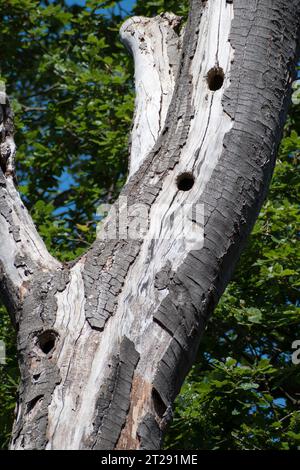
xmin=176 ymin=172 xmax=195 ymax=191
xmin=37 ymin=330 xmax=57 ymax=355
xmin=207 ymin=66 xmax=225 ymax=91
xmin=152 ymin=388 xmax=167 ymax=419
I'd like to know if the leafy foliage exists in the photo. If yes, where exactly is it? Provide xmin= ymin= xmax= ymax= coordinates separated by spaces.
xmin=0 ymin=305 xmax=18 ymax=449
xmin=0 ymin=0 xmax=299 ymax=450
xmin=1 ymin=0 xmax=135 ymax=260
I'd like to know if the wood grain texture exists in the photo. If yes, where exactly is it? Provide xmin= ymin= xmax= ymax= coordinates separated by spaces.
xmin=120 ymin=13 xmax=183 ymax=177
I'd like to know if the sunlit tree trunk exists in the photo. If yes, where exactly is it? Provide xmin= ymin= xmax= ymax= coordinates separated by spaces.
xmin=0 ymin=0 xmax=298 ymax=450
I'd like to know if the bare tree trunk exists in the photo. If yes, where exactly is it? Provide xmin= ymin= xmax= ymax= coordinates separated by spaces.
xmin=0 ymin=0 xmax=298 ymax=450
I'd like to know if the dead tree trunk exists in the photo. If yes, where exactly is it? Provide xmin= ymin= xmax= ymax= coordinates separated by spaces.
xmin=0 ymin=0 xmax=299 ymax=450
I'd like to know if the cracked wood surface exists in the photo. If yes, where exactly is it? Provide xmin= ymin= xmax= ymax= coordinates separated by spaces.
xmin=0 ymin=0 xmax=298 ymax=450
xmin=120 ymin=12 xmax=183 ymax=178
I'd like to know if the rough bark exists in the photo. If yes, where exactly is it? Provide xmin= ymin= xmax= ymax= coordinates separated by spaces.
xmin=0 ymin=0 xmax=299 ymax=450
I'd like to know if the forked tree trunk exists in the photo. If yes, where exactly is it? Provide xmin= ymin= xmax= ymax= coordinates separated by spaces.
xmin=0 ymin=0 xmax=299 ymax=450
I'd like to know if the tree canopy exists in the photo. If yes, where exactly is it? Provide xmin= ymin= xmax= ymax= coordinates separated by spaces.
xmin=0 ymin=0 xmax=299 ymax=449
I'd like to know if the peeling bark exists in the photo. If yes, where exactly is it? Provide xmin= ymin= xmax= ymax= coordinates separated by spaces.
xmin=0 ymin=0 xmax=299 ymax=450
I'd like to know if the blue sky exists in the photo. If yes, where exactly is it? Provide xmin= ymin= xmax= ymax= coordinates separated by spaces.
xmin=65 ymin=0 xmax=136 ymax=11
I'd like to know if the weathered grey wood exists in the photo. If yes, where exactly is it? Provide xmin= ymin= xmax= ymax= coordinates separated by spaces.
xmin=0 ymin=0 xmax=298 ymax=450
xmin=120 ymin=12 xmax=183 ymax=177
